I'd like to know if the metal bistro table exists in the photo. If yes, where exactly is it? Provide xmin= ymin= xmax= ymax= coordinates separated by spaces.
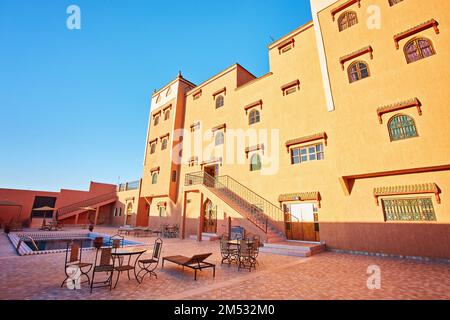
xmin=111 ymin=247 xmax=147 ymax=288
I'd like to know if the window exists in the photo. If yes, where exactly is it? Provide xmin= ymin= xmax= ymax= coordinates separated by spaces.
xmin=291 ymin=143 xmax=324 ymax=164
xmin=404 ymin=37 xmax=435 ymax=64
xmin=215 ymin=95 xmax=224 ymax=109
xmin=158 ymin=206 xmax=166 ymax=217
xmin=113 ymin=208 xmax=117 ymax=217
xmin=150 ymin=143 xmax=156 ymax=154
xmin=338 ymin=11 xmax=358 ymax=32
xmin=389 ymin=0 xmax=403 ymax=6
xmin=154 ymin=115 xmax=160 ymax=126
xmin=118 ymin=207 xmax=122 ymax=217
xmin=250 ymin=154 xmax=262 ymax=171
xmin=382 ymin=197 xmax=436 ymax=221
xmin=171 ymin=170 xmax=177 ymax=182
xmin=348 ymin=61 xmax=370 ymax=83
xmin=164 ymin=110 xmax=170 ymax=120
xmin=161 ymin=138 xmax=168 ymax=150
xmin=215 ymin=132 xmax=224 ymax=146
xmin=152 ymin=173 xmax=158 ymax=184
xmin=388 ymin=114 xmax=418 ymax=141
xmin=249 ymin=109 xmax=260 ymax=125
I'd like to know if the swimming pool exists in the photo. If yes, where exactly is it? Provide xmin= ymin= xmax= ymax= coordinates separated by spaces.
xmin=8 ymin=231 xmax=144 ymax=256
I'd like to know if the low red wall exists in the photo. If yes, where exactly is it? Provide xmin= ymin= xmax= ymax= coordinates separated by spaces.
xmin=320 ymin=222 xmax=450 ymax=260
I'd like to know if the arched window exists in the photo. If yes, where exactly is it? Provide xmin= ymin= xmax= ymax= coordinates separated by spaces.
xmin=150 ymin=143 xmax=156 ymax=154
xmin=250 ymin=154 xmax=262 ymax=171
xmin=338 ymin=11 xmax=358 ymax=32
xmin=249 ymin=109 xmax=260 ymax=125
xmin=152 ymin=173 xmax=158 ymax=184
xmin=164 ymin=110 xmax=170 ymax=120
xmin=348 ymin=61 xmax=370 ymax=83
xmin=404 ymin=37 xmax=435 ymax=64
xmin=388 ymin=114 xmax=418 ymax=141
xmin=215 ymin=132 xmax=224 ymax=146
xmin=126 ymin=203 xmax=133 ymax=215
xmin=161 ymin=138 xmax=168 ymax=150
xmin=154 ymin=115 xmax=160 ymax=126
xmin=215 ymin=95 xmax=224 ymax=109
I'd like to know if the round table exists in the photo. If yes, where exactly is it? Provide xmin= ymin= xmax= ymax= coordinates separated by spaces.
xmin=111 ymin=248 xmax=147 ymax=288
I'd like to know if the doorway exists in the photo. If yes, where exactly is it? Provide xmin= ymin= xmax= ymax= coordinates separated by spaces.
xmin=204 ymin=164 xmax=218 ymax=177
xmin=284 ymin=202 xmax=320 ymax=242
xmin=203 ymin=199 xmax=217 ymax=234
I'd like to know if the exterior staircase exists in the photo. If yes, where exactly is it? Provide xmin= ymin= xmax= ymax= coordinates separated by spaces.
xmin=185 ymin=172 xmax=287 ymax=243
xmin=57 ymin=192 xmax=117 ymax=221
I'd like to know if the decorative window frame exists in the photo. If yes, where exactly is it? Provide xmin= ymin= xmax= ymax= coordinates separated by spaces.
xmin=188 ymin=156 xmax=199 ymax=167
xmin=190 ymin=121 xmax=201 ymax=132
xmin=160 ymin=133 xmax=170 ymax=142
xmin=373 ymin=183 xmax=441 ymax=206
xmin=244 ymin=100 xmax=263 ymax=115
xmin=331 ymin=0 xmax=361 ymax=21
xmin=278 ymin=192 xmax=322 ymax=208
xmin=393 ymin=19 xmax=439 ymax=49
xmin=211 ymin=123 xmax=227 ymax=133
xmin=200 ymin=157 xmax=223 ymax=169
xmin=281 ymin=80 xmax=300 ymax=96
xmin=278 ymin=38 xmax=295 ymax=54
xmin=285 ymin=132 xmax=327 ymax=153
xmin=150 ymin=166 xmax=161 ymax=174
xmin=377 ymin=98 xmax=422 ymax=124
xmin=245 ymin=144 xmax=265 ymax=159
xmin=212 ymin=87 xmax=226 ymax=100
xmin=193 ymin=89 xmax=202 ymax=100
xmin=339 ymin=46 xmax=373 ymax=70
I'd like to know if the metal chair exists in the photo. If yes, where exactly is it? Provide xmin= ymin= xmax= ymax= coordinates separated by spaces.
xmin=90 ymin=247 xmax=115 ymax=293
xmin=220 ymin=237 xmax=238 ymax=266
xmin=136 ymin=238 xmax=163 ymax=282
xmin=238 ymin=239 xmax=254 ymax=272
xmin=61 ymin=241 xmax=92 ymax=288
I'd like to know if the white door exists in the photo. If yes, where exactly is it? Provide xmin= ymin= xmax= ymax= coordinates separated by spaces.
xmin=289 ymin=203 xmax=315 ymax=222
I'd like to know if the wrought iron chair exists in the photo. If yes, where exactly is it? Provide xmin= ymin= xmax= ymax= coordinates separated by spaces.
xmin=136 ymin=238 xmax=163 ymax=282
xmin=220 ymin=237 xmax=238 ymax=266
xmin=61 ymin=241 xmax=93 ymax=288
xmin=90 ymin=247 xmax=115 ymax=293
xmin=250 ymin=238 xmax=260 ymax=269
xmin=237 ymin=239 xmax=254 ymax=272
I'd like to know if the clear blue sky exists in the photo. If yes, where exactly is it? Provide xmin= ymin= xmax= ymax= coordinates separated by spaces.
xmin=0 ymin=0 xmax=312 ymax=192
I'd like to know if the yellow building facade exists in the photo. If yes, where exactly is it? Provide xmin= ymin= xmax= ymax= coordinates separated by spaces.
xmin=136 ymin=0 xmax=450 ymax=259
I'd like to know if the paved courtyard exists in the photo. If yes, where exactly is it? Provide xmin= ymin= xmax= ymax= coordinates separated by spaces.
xmin=0 ymin=227 xmax=449 ymax=300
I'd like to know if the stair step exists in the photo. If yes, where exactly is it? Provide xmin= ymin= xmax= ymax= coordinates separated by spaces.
xmin=259 ymin=247 xmax=311 ymax=257
xmin=260 ymin=242 xmax=326 ymax=257
xmin=189 ymin=234 xmax=220 ymax=241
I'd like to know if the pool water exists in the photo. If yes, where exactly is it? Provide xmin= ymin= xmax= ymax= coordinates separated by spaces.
xmin=24 ymin=238 xmax=96 ymax=251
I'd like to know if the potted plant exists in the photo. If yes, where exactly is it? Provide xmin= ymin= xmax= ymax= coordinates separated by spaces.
xmin=88 ymin=224 xmax=94 ymax=232
xmin=4 ymin=223 xmax=10 ymax=234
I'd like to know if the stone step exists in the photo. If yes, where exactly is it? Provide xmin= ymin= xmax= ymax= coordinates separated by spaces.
xmin=189 ymin=233 xmax=220 ymax=242
xmin=260 ymin=241 xmax=326 ymax=257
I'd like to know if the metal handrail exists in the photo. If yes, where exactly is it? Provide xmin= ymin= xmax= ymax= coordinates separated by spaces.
xmin=57 ymin=192 xmax=117 ymax=217
xmin=17 ymin=235 xmax=39 ymax=252
xmin=186 ymin=171 xmax=285 ymax=234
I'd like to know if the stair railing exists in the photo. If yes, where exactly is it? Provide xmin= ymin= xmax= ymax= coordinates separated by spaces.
xmin=17 ymin=235 xmax=39 ymax=252
xmin=57 ymin=192 xmax=117 ymax=218
xmin=186 ymin=172 xmax=286 ymax=234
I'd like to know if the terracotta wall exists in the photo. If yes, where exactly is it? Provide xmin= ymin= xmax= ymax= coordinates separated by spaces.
xmin=320 ymin=222 xmax=450 ymax=260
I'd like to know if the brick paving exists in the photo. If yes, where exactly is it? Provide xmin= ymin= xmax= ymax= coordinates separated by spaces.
xmin=0 ymin=227 xmax=449 ymax=300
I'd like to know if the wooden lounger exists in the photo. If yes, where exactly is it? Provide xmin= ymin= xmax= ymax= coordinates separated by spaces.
xmin=162 ymin=253 xmax=216 ymax=280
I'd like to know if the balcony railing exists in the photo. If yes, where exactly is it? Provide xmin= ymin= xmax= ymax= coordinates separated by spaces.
xmin=118 ymin=180 xmax=140 ymax=192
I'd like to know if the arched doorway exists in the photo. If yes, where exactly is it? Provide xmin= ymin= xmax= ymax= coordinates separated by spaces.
xmin=126 ymin=202 xmax=133 ymax=226
xmin=203 ymin=199 xmax=217 ymax=234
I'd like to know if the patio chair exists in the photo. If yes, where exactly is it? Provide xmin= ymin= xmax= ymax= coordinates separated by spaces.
xmin=238 ymin=240 xmax=254 ymax=272
xmin=220 ymin=237 xmax=238 ymax=266
xmin=136 ymin=238 xmax=163 ymax=282
xmin=118 ymin=225 xmax=135 ymax=235
xmin=162 ymin=253 xmax=216 ymax=280
xmin=90 ymin=247 xmax=115 ymax=293
xmin=61 ymin=241 xmax=93 ymax=288
xmin=108 ymin=234 xmax=124 ymax=248
xmin=250 ymin=238 xmax=260 ymax=268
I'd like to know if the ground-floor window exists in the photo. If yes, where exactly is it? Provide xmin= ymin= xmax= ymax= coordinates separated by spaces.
xmin=382 ymin=197 xmax=436 ymax=221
